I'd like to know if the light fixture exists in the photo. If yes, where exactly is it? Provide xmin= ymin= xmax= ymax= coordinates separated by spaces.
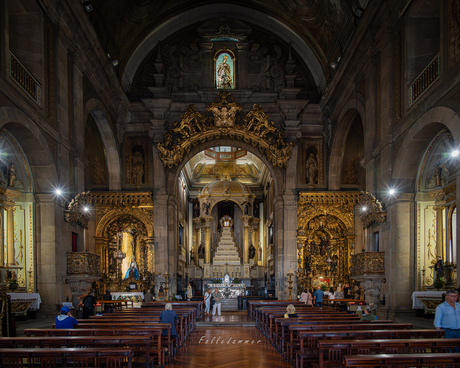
xmin=389 ymin=189 xmax=396 ymax=195
xmin=83 ymin=206 xmax=90 ymax=212
xmin=113 ymin=227 xmax=126 ymax=263
xmin=354 ymin=7 xmax=364 ymax=18
xmin=111 ymin=59 xmax=119 ymax=67
xmin=361 ymin=206 xmax=367 ymax=212
xmin=55 ymin=189 xmax=62 ymax=196
xmin=452 ymin=150 xmax=459 ymax=158
xmin=82 ymin=1 xmax=93 ymax=12
xmin=330 ymin=61 xmax=337 ymax=69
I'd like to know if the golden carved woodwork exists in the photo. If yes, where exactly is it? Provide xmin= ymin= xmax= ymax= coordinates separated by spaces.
xmin=428 ymin=182 xmax=457 ymax=209
xmin=67 ymin=252 xmax=101 ymax=276
xmin=157 ymin=91 xmax=294 ymax=168
xmin=297 ymin=192 xmax=360 ymax=290
xmin=360 ymin=191 xmax=387 ymax=229
xmin=350 ymin=252 xmax=385 ymax=276
xmin=64 ymin=191 xmax=92 ymax=229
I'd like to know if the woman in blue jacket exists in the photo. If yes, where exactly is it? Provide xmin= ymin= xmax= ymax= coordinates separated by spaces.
xmin=160 ymin=303 xmax=178 ymax=337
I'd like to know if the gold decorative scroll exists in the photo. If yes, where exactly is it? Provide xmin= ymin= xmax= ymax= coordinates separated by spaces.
xmin=350 ymin=252 xmax=385 ymax=276
xmin=157 ymin=91 xmax=294 ymax=168
xmin=360 ymin=191 xmax=387 ymax=229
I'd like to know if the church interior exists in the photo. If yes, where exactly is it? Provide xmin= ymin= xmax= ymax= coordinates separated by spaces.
xmin=0 ymin=0 xmax=459 ymax=365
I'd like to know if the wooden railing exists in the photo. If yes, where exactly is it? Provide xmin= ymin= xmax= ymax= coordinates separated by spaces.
xmin=9 ymin=51 xmax=41 ymax=106
xmin=408 ymin=53 xmax=440 ymax=107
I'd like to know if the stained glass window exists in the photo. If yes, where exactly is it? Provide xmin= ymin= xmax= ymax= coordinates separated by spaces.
xmin=215 ymin=50 xmax=235 ymax=89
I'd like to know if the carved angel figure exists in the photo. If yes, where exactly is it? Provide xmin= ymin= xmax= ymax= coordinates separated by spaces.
xmin=208 ymin=103 xmax=240 ymax=127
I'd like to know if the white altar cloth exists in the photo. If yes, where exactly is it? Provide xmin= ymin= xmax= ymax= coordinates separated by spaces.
xmin=411 ymin=291 xmax=444 ymax=309
xmin=110 ymin=292 xmax=144 ymax=308
xmin=7 ymin=293 xmax=42 ymax=310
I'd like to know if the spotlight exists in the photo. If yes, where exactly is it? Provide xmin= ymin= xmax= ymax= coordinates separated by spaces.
xmin=55 ymin=189 xmax=62 ymax=196
xmin=389 ymin=189 xmax=396 ymax=195
xmin=361 ymin=206 xmax=367 ymax=212
xmin=83 ymin=1 xmax=93 ymax=12
xmin=452 ymin=150 xmax=459 ymax=157
xmin=111 ymin=59 xmax=119 ymax=67
xmin=330 ymin=62 xmax=337 ymax=69
xmin=83 ymin=206 xmax=90 ymax=212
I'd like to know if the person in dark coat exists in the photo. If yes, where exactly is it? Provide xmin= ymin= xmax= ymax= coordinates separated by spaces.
xmin=55 ymin=306 xmax=78 ymax=329
xmin=102 ymin=289 xmax=112 ymax=313
xmin=160 ymin=303 xmax=179 ymax=338
xmin=82 ymin=290 xmax=97 ymax=319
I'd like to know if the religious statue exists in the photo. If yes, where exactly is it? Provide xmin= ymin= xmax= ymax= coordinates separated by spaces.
xmin=306 ymin=152 xmax=318 ymax=184
xmin=190 ymin=248 xmax=195 ymax=263
xmin=320 ymin=238 xmax=328 ymax=256
xmin=132 ymin=151 xmax=144 ymax=185
xmin=431 ymin=163 xmax=448 ymax=187
xmin=257 ymin=244 xmax=262 ymax=261
xmin=216 ymin=54 xmax=233 ymax=89
xmin=202 ymin=202 xmax=210 ymax=215
xmin=193 ymin=203 xmax=200 ymax=218
xmin=242 ymin=201 xmax=250 ymax=215
xmin=249 ymin=243 xmax=256 ymax=259
xmin=123 ymin=255 xmax=139 ymax=280
xmin=198 ymin=242 xmax=205 ymax=259
xmin=7 ymin=163 xmax=16 ymax=187
xmin=253 ymin=202 xmax=260 ymax=217
xmin=434 ymin=256 xmax=444 ymax=279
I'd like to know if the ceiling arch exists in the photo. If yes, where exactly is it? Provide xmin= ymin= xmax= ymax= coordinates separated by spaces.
xmin=122 ymin=3 xmax=327 ymax=91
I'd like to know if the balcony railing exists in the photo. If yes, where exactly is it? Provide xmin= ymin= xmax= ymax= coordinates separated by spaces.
xmin=67 ymin=252 xmax=100 ymax=276
xmin=408 ymin=53 xmax=440 ymax=108
xmin=9 ymin=51 xmax=41 ymax=106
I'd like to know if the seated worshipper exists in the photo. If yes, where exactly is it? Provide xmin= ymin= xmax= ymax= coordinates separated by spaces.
xmin=144 ymin=289 xmax=154 ymax=302
xmin=328 ymin=287 xmax=335 ymax=300
xmin=284 ymin=304 xmax=298 ymax=318
xmin=300 ymin=289 xmax=313 ymax=306
xmin=55 ymin=306 xmax=78 ymax=329
xmin=361 ymin=306 xmax=378 ymax=321
xmin=160 ymin=303 xmax=179 ymax=339
xmin=334 ymin=286 xmax=344 ymax=299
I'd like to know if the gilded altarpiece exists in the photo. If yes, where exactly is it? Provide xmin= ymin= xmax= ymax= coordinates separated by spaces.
xmin=417 ymin=203 xmax=438 ymax=289
xmin=296 ymin=192 xmax=359 ymax=290
xmin=93 ymin=192 xmax=155 ymax=290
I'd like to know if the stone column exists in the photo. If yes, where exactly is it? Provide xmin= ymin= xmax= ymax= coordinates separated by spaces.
xmin=387 ymin=193 xmax=415 ymax=317
xmin=0 ymin=212 xmax=3 ymax=266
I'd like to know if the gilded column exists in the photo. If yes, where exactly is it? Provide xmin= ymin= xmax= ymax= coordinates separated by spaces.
xmin=243 ymin=225 xmax=249 ymax=263
xmin=0 ymin=212 xmax=3 ymax=266
xmin=205 ymin=226 xmax=211 ymax=264
xmin=435 ymin=207 xmax=444 ymax=259
xmin=6 ymin=205 xmax=15 ymax=266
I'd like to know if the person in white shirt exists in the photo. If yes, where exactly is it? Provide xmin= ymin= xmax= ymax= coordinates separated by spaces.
xmin=204 ymin=288 xmax=211 ymax=314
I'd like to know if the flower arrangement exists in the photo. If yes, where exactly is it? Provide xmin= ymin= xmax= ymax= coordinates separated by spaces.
xmin=232 ymin=278 xmax=241 ymax=284
xmin=6 ymin=270 xmax=18 ymax=291
xmin=433 ymin=277 xmax=446 ymax=290
xmin=213 ymin=278 xmax=222 ymax=284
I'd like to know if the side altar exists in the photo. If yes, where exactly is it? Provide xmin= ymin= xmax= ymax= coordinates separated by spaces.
xmin=208 ymin=274 xmax=246 ymax=299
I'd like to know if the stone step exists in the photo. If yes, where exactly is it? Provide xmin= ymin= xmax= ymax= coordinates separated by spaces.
xmin=220 ymin=299 xmax=238 ymax=311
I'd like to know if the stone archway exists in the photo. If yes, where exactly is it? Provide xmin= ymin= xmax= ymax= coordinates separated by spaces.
xmin=393 ymin=106 xmax=460 ymax=192
xmin=84 ymin=99 xmax=122 ymax=191
xmin=329 ymin=98 xmax=366 ymax=190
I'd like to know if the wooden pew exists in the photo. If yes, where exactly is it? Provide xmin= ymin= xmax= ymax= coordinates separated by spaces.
xmin=295 ymin=329 xmax=446 ymax=368
xmin=0 ymin=347 xmax=133 ymax=367
xmin=0 ymin=336 xmax=155 ymax=368
xmin=317 ymin=338 xmax=460 ymax=368
xmin=342 ymin=353 xmax=460 ymax=367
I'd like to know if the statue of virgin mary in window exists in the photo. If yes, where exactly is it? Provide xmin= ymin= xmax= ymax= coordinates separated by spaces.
xmin=123 ymin=255 xmax=139 ymax=280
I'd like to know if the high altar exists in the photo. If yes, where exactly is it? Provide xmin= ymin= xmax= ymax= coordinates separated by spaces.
xmin=208 ymin=274 xmax=246 ymax=299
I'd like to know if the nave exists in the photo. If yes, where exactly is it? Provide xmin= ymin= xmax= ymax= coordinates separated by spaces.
xmin=169 ymin=326 xmax=291 ymax=368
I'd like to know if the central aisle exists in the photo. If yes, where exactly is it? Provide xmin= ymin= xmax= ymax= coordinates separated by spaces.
xmin=169 ymin=326 xmax=292 ymax=367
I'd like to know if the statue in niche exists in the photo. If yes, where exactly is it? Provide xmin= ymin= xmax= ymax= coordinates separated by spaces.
xmin=216 ymin=54 xmax=233 ymax=89
xmin=190 ymin=248 xmax=195 ymax=264
xmin=123 ymin=255 xmax=139 ymax=280
xmin=253 ymin=202 xmax=260 ymax=217
xmin=257 ymin=243 xmax=262 ymax=261
xmin=202 ymin=202 xmax=210 ymax=215
xmin=7 ymin=163 xmax=16 ymax=187
xmin=198 ymin=242 xmax=205 ymax=259
xmin=306 ymin=153 xmax=318 ymax=184
xmin=249 ymin=243 xmax=256 ymax=259
xmin=434 ymin=256 xmax=444 ymax=279
xmin=320 ymin=238 xmax=328 ymax=256
xmin=193 ymin=203 xmax=200 ymax=218
xmin=431 ymin=163 xmax=449 ymax=187
xmin=131 ymin=151 xmax=144 ymax=185
xmin=242 ymin=201 xmax=250 ymax=215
